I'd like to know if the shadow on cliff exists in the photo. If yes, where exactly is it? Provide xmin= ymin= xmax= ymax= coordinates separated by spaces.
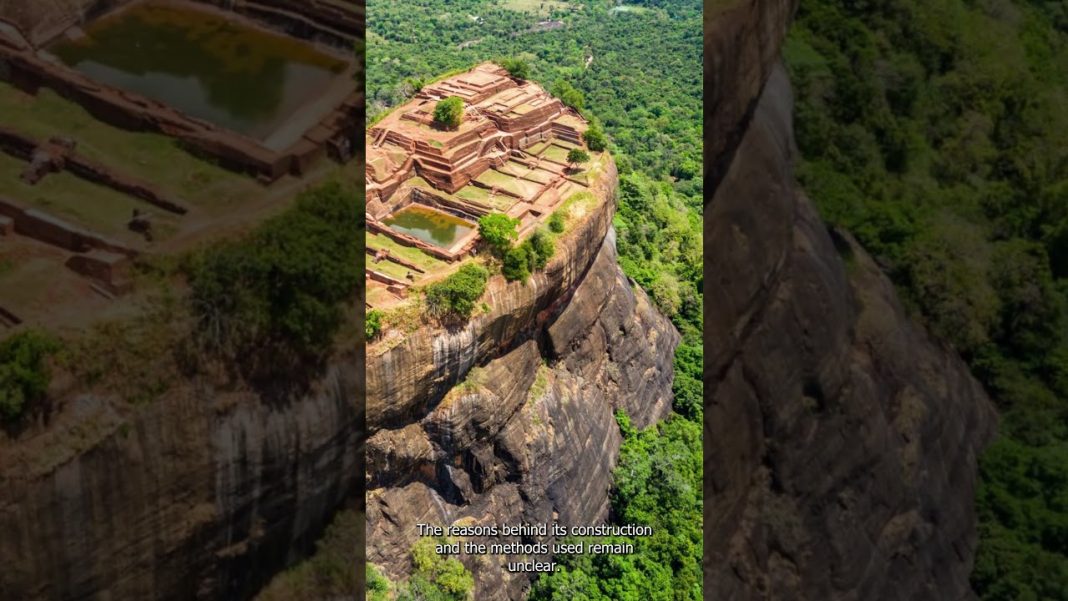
xmin=702 ymin=58 xmax=997 ymax=600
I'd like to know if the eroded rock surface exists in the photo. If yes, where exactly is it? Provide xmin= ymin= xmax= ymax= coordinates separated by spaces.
xmin=702 ymin=62 xmax=997 ymax=600
xmin=0 ymin=353 xmax=362 ymax=601
xmin=366 ymin=235 xmax=678 ymax=599
xmin=366 ymin=159 xmax=620 ymax=431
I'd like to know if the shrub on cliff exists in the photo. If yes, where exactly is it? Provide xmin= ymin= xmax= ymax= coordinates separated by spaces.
xmin=548 ymin=211 xmax=566 ymax=233
xmin=583 ymin=121 xmax=607 ymax=152
xmin=433 ymin=96 xmax=464 ymax=130
xmin=425 ymin=264 xmax=489 ymax=320
xmin=188 ymin=182 xmax=360 ymax=375
xmin=499 ymin=57 xmax=530 ymax=80
xmin=477 ymin=213 xmax=519 ymax=256
xmin=366 ymin=309 xmax=383 ymax=340
xmin=0 ymin=330 xmax=60 ymax=423
xmin=502 ymin=244 xmax=532 ymax=282
xmin=529 ymin=228 xmax=555 ymax=269
xmin=367 ymin=565 xmax=392 ymax=601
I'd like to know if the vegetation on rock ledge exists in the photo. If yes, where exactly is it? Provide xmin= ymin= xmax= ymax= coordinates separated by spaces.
xmin=0 ymin=330 xmax=60 ymax=423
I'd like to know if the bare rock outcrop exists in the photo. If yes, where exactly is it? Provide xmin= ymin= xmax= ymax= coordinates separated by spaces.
xmin=366 ymin=235 xmax=678 ymax=600
xmin=366 ymin=159 xmax=620 ymax=431
xmin=0 ymin=353 xmax=362 ymax=601
xmin=702 ymin=61 xmax=997 ymax=600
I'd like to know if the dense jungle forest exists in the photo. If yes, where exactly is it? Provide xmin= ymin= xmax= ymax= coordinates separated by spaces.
xmin=366 ymin=0 xmax=703 ymax=599
xmin=784 ymin=0 xmax=1068 ymax=597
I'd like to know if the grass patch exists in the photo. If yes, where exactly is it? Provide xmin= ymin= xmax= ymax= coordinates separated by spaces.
xmin=0 ymin=152 xmax=172 ymax=241
xmin=541 ymin=144 xmax=573 ymax=163
xmin=367 ymin=232 xmax=447 ymax=271
xmin=525 ymin=140 xmax=552 ymax=155
xmin=528 ymin=363 xmax=550 ymax=404
xmin=0 ymin=83 xmax=262 ymax=213
xmin=522 ymin=168 xmax=556 ymax=184
xmin=475 ymin=169 xmax=540 ymax=198
xmin=455 ymin=185 xmax=491 ymax=202
xmin=554 ymin=190 xmax=599 ymax=233
xmin=368 ymin=257 xmax=417 ymax=280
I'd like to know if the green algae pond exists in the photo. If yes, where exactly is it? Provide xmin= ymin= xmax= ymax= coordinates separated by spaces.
xmin=383 ymin=205 xmax=475 ymax=249
xmin=48 ymin=1 xmax=350 ymax=143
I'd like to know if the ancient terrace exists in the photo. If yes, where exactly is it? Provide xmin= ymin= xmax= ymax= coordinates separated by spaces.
xmin=367 ymin=63 xmax=601 ymax=307
xmin=0 ymin=0 xmax=361 ymax=331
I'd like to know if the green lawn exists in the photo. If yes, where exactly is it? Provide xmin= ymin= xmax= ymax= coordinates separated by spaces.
xmin=369 ymin=256 xmax=416 ymax=280
xmin=525 ymin=140 xmax=551 ymax=155
xmin=0 ymin=152 xmax=173 ymax=242
xmin=367 ymin=232 xmax=447 ymax=271
xmin=0 ymin=82 xmax=262 ymax=214
xmin=522 ymin=168 xmax=555 ymax=184
xmin=455 ymin=185 xmax=491 ymax=202
xmin=475 ymin=169 xmax=541 ymax=198
xmin=541 ymin=144 xmax=572 ymax=163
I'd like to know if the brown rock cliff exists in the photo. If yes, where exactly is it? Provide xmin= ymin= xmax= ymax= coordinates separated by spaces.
xmin=703 ymin=45 xmax=996 ymax=601
xmin=365 ymin=158 xmax=679 ymax=599
xmin=0 ymin=352 xmax=362 ymax=601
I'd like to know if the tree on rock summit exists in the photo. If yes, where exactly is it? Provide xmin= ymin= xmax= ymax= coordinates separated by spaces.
xmin=433 ymin=97 xmax=464 ymax=130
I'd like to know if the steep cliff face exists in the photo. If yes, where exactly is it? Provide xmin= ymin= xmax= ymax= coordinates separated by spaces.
xmin=365 ymin=161 xmax=679 ymax=599
xmin=704 ymin=0 xmax=798 ymax=195
xmin=366 ymin=160 xmax=621 ymax=431
xmin=0 ymin=352 xmax=362 ymax=601
xmin=704 ymin=25 xmax=997 ymax=601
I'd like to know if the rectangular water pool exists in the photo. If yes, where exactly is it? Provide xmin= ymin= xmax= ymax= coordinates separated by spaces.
xmin=383 ymin=205 xmax=475 ymax=250
xmin=48 ymin=1 xmax=350 ymax=144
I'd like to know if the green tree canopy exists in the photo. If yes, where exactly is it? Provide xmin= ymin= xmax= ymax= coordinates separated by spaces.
xmin=566 ymin=148 xmax=590 ymax=170
xmin=478 ymin=213 xmax=520 ymax=256
xmin=499 ymin=57 xmax=530 ymax=80
xmin=433 ymin=96 xmax=464 ymax=129
xmin=529 ymin=229 xmax=555 ymax=269
xmin=502 ymin=244 xmax=531 ymax=282
xmin=0 ymin=330 xmax=59 ymax=423
xmin=188 ymin=182 xmax=360 ymax=373
xmin=366 ymin=309 xmax=383 ymax=340
xmin=583 ymin=121 xmax=607 ymax=152
xmin=425 ymin=264 xmax=489 ymax=320
xmin=551 ymin=79 xmax=585 ymax=110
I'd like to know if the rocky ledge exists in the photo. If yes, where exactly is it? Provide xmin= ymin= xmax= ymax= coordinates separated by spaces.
xmin=367 ymin=232 xmax=678 ymax=599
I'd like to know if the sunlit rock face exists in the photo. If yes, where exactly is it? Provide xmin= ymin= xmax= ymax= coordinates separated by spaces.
xmin=365 ymin=154 xmax=680 ymax=599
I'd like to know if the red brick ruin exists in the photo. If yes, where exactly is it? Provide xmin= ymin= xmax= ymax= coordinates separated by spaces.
xmin=0 ymin=0 xmax=362 ymax=325
xmin=0 ymin=0 xmax=361 ymax=182
xmin=367 ymin=63 xmax=597 ymax=302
